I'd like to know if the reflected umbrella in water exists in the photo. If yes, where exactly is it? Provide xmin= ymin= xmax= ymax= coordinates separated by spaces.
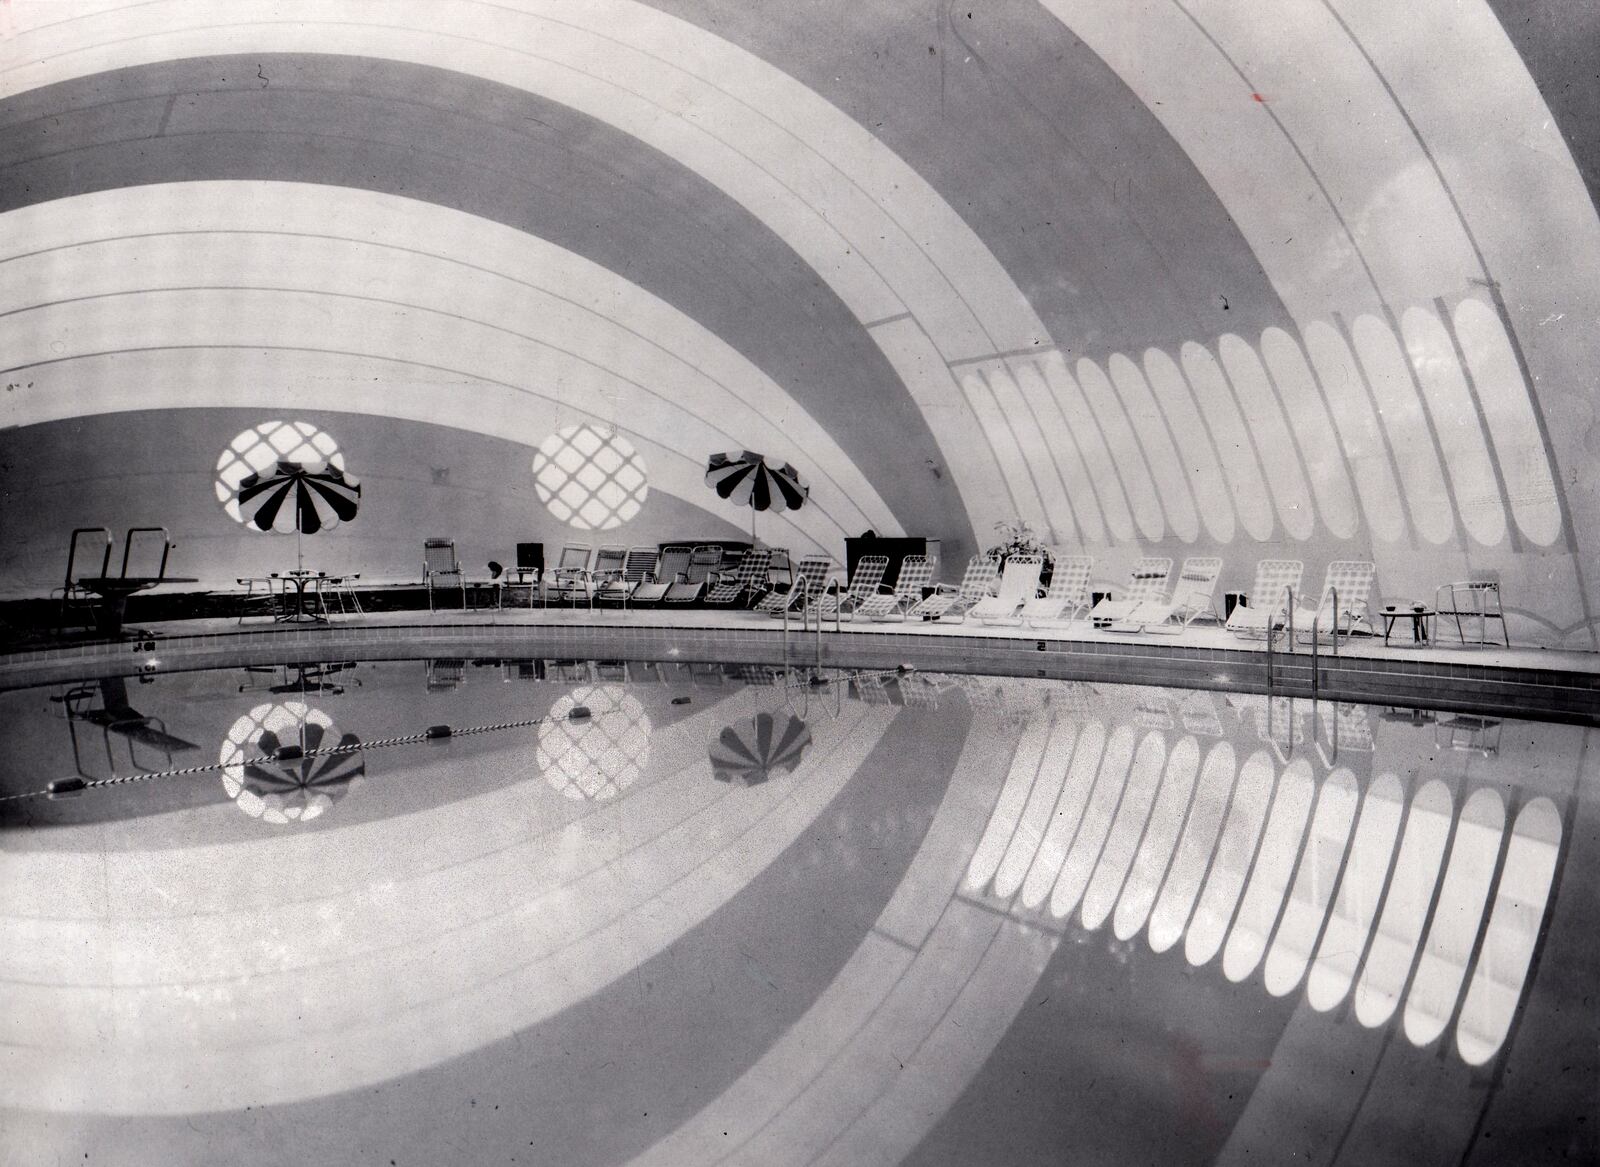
xmin=538 ymin=686 xmax=652 ymax=801
xmin=218 ymin=701 xmax=364 ymax=824
xmin=710 ymin=711 xmax=812 ymax=786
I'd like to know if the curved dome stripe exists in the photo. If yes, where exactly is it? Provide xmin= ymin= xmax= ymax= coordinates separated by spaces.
xmin=0 ymin=196 xmax=898 ymax=555
xmin=1042 ymin=0 xmax=1581 ymax=600
xmin=0 ymin=183 xmax=896 ymax=541
xmin=1 ymin=0 xmax=1065 ymax=544
xmin=0 ymin=345 xmax=847 ymax=557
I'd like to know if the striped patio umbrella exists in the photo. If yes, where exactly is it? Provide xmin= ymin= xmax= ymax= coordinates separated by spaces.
xmin=705 ymin=450 xmax=808 ymax=538
xmin=236 ymin=459 xmax=361 ymax=536
xmin=710 ymin=711 xmax=812 ymax=786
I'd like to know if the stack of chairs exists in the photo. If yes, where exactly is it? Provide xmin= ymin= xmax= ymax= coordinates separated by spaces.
xmin=664 ymin=545 xmax=722 ymax=605
xmin=632 ymin=545 xmax=690 ymax=607
xmin=596 ymin=547 xmax=659 ymax=608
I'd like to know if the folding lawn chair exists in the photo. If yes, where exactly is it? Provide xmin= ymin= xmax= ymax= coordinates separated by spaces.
xmin=596 ymin=546 xmax=658 ymax=608
xmin=1113 ymin=556 xmax=1223 ymax=634
xmin=632 ymin=545 xmax=690 ymax=607
xmin=908 ymin=556 xmax=998 ymax=622
xmin=811 ymin=555 xmax=888 ymax=622
xmin=664 ymin=545 xmax=722 ymax=604
xmin=1090 ymin=557 xmax=1173 ymax=627
xmin=1021 ymin=555 xmax=1093 ymax=627
xmin=705 ymin=548 xmax=773 ymax=607
xmin=1226 ymin=559 xmax=1305 ymax=640
xmin=971 ymin=554 xmax=1045 ymax=624
xmin=756 ymin=553 xmax=832 ymax=616
xmin=856 ymin=555 xmax=934 ymax=621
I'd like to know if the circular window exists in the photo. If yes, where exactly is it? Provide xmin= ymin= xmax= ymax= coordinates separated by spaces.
xmin=532 ymin=424 xmax=648 ymax=530
xmin=215 ymin=420 xmax=345 ymax=528
xmin=218 ymin=701 xmax=365 ymax=824
xmin=538 ymin=686 xmax=651 ymax=801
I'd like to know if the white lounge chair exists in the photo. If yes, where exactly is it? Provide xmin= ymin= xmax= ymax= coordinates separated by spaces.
xmin=909 ymin=556 xmax=999 ymax=622
xmin=1113 ymin=556 xmax=1223 ymax=634
xmin=1294 ymin=560 xmax=1376 ymax=643
xmin=756 ymin=554 xmax=832 ymax=616
xmin=812 ymin=555 xmax=889 ymax=622
xmin=971 ymin=554 xmax=1044 ymax=624
xmin=857 ymin=555 xmax=935 ymax=620
xmin=1021 ymin=555 xmax=1093 ymax=627
xmin=1226 ymin=559 xmax=1305 ymax=640
xmin=705 ymin=548 xmax=772 ymax=607
xmin=1090 ymin=557 xmax=1173 ymax=627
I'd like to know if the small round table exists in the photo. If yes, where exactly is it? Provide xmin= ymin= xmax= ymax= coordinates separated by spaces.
xmin=1381 ymin=606 xmax=1433 ymax=646
xmin=273 ymin=570 xmax=329 ymax=623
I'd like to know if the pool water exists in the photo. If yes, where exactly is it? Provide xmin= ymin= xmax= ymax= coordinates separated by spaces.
xmin=1 ymin=658 xmax=1595 ymax=1166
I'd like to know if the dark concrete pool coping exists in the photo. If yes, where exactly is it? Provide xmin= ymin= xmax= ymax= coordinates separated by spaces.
xmin=3 ymin=609 xmax=1596 ymax=724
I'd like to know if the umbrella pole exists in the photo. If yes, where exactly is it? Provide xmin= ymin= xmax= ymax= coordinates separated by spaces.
xmin=296 ymin=525 xmax=304 ymax=575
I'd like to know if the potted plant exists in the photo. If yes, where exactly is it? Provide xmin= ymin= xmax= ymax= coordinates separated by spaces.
xmin=986 ymin=519 xmax=1054 ymax=587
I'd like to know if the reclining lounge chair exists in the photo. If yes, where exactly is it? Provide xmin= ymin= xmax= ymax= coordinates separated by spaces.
xmin=1090 ymin=557 xmax=1174 ymax=628
xmin=971 ymin=554 xmax=1045 ymax=625
xmin=908 ymin=556 xmax=998 ymax=623
xmin=1021 ymin=555 xmax=1093 ymax=627
xmin=1226 ymin=559 xmax=1305 ymax=640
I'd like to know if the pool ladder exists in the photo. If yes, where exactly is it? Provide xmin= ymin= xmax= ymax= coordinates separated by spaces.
xmin=1265 ymin=584 xmax=1339 ymax=698
xmin=781 ymin=572 xmax=843 ymax=671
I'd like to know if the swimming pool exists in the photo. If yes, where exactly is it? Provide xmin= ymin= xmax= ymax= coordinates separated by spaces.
xmin=2 ymin=657 xmax=1594 ymax=1165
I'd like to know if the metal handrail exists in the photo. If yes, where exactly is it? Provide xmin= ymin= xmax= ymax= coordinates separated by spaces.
xmin=1310 ymin=585 xmax=1339 ymax=701
xmin=782 ymin=574 xmax=809 ymax=640
xmin=120 ymin=526 xmax=172 ymax=579
xmin=64 ymin=527 xmax=113 ymax=589
xmin=1266 ymin=584 xmax=1293 ymax=693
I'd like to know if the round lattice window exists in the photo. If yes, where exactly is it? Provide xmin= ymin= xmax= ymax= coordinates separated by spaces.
xmin=532 ymin=424 xmax=648 ymax=530
xmin=537 ymin=686 xmax=651 ymax=801
xmin=218 ymin=701 xmax=364 ymax=824
xmin=215 ymin=421 xmax=345 ymax=528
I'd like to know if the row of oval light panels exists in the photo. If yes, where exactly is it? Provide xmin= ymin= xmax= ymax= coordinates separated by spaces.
xmin=966 ymin=718 xmax=1559 ymax=1067
xmin=960 ymin=299 xmax=1558 ymax=549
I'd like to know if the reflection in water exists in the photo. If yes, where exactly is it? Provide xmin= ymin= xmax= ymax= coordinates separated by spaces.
xmin=710 ymin=712 xmax=812 ymax=786
xmin=538 ymin=685 xmax=650 ymax=800
xmin=218 ymin=701 xmax=365 ymax=824
xmin=961 ymin=687 xmax=1565 ymax=1068
xmin=0 ymin=661 xmax=1585 ymax=1163
xmin=54 ymin=676 xmax=199 ymax=780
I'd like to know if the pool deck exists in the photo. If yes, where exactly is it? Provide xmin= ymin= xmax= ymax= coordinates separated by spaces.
xmin=4 ymin=605 xmax=1597 ymax=723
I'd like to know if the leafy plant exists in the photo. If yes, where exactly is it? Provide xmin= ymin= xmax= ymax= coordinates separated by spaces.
xmin=986 ymin=519 xmax=1054 ymax=581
